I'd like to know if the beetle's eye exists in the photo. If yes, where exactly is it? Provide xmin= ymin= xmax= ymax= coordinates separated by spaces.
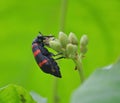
xmin=38 ymin=39 xmax=42 ymax=42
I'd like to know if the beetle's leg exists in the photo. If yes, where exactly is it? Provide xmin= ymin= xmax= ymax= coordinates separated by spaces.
xmin=53 ymin=52 xmax=63 ymax=56
xmin=55 ymin=56 xmax=65 ymax=60
xmin=74 ymin=66 xmax=77 ymax=70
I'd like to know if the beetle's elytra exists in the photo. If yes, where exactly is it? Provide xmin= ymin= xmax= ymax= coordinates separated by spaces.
xmin=32 ymin=33 xmax=62 ymax=78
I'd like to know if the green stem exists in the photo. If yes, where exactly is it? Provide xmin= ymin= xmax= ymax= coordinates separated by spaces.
xmin=59 ymin=0 xmax=68 ymax=31
xmin=53 ymin=78 xmax=59 ymax=103
xmin=73 ymin=54 xmax=85 ymax=83
xmin=53 ymin=0 xmax=68 ymax=103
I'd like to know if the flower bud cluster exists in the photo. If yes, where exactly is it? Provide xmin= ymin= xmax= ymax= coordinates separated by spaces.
xmin=49 ymin=32 xmax=88 ymax=59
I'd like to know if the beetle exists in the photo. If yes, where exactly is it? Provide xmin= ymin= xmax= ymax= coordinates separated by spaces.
xmin=32 ymin=33 xmax=62 ymax=78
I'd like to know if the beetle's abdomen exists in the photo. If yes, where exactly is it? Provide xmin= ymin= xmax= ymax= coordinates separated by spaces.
xmin=32 ymin=43 xmax=48 ymax=69
xmin=32 ymin=43 xmax=61 ymax=78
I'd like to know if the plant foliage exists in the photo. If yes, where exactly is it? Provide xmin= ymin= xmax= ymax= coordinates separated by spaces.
xmin=71 ymin=60 xmax=120 ymax=103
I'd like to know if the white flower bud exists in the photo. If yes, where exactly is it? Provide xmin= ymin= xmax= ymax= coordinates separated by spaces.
xmin=66 ymin=43 xmax=78 ymax=58
xmin=49 ymin=40 xmax=62 ymax=52
xmin=80 ymin=35 xmax=88 ymax=46
xmin=58 ymin=31 xmax=68 ymax=47
xmin=80 ymin=47 xmax=88 ymax=54
xmin=68 ymin=32 xmax=78 ymax=45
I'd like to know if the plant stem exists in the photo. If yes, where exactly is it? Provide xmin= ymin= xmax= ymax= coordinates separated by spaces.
xmin=53 ymin=0 xmax=68 ymax=103
xmin=73 ymin=54 xmax=85 ymax=83
xmin=59 ymin=0 xmax=68 ymax=31
xmin=53 ymin=78 xmax=59 ymax=103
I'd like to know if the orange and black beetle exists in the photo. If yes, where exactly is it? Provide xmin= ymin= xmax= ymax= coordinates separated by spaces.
xmin=32 ymin=33 xmax=62 ymax=78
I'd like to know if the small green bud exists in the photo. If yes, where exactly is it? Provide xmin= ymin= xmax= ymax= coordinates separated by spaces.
xmin=68 ymin=32 xmax=78 ymax=45
xmin=80 ymin=47 xmax=88 ymax=54
xmin=58 ymin=31 xmax=68 ymax=47
xmin=80 ymin=35 xmax=88 ymax=46
xmin=49 ymin=40 xmax=62 ymax=52
xmin=66 ymin=43 xmax=78 ymax=58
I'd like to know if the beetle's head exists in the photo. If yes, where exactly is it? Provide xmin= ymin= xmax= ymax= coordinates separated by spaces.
xmin=37 ymin=34 xmax=44 ymax=43
xmin=37 ymin=32 xmax=54 ymax=45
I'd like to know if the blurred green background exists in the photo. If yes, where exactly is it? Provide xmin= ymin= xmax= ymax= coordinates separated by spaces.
xmin=0 ymin=0 xmax=120 ymax=103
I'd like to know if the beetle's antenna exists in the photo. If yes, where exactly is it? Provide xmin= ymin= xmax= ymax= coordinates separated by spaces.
xmin=45 ymin=35 xmax=54 ymax=38
xmin=39 ymin=32 xmax=42 ymax=35
xmin=38 ymin=32 xmax=54 ymax=38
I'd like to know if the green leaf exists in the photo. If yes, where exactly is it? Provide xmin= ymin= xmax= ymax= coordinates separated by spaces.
xmin=71 ymin=60 xmax=120 ymax=103
xmin=0 ymin=84 xmax=36 ymax=103
xmin=30 ymin=91 xmax=47 ymax=103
